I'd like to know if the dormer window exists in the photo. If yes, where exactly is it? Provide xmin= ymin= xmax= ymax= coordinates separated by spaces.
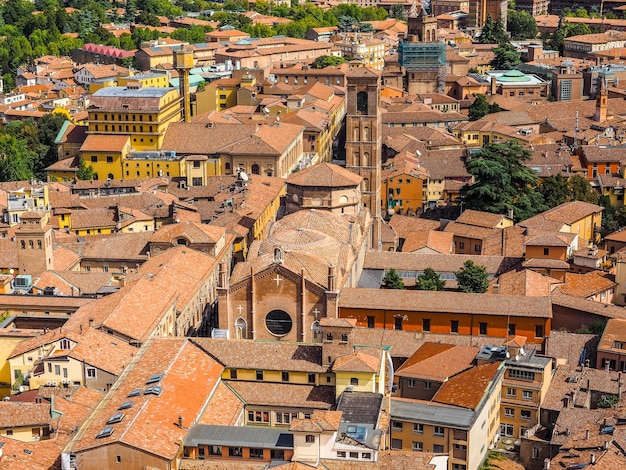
xmin=273 ymin=247 xmax=284 ymax=264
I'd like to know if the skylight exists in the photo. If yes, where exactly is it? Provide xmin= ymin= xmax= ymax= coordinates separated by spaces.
xmin=146 ymin=373 xmax=164 ymax=385
xmin=95 ymin=427 xmax=114 ymax=439
xmin=118 ymin=401 xmax=133 ymax=410
xmin=107 ymin=413 xmax=125 ymax=425
xmin=144 ymin=385 xmax=162 ymax=396
xmin=127 ymin=389 xmax=142 ymax=397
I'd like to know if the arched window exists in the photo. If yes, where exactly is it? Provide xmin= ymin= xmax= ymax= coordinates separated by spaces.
xmin=339 ymin=195 xmax=348 ymax=205
xmin=357 ymin=91 xmax=368 ymax=114
xmin=353 ymin=127 xmax=360 ymax=141
xmin=311 ymin=321 xmax=322 ymax=342
xmin=363 ymin=152 xmax=369 ymax=166
xmin=29 ymin=240 xmax=34 ymax=249
xmin=235 ymin=317 xmax=247 ymax=339
xmin=20 ymin=240 xmax=25 ymax=249
xmin=251 ymin=164 xmax=260 ymax=175
xmin=362 ymin=178 xmax=370 ymax=191
xmin=364 ymin=127 xmax=370 ymax=141
xmin=265 ymin=169 xmax=273 ymax=176
xmin=107 ymin=173 xmax=114 ymax=180
xmin=37 ymin=240 xmax=42 ymax=249
xmin=176 ymin=238 xmax=188 ymax=246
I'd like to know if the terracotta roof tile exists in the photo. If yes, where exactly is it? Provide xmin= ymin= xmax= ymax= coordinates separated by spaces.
xmin=332 ymin=349 xmax=382 ymax=373
xmin=225 ymin=381 xmax=335 ymax=409
xmin=69 ymin=339 xmax=224 ymax=459
xmin=433 ymin=361 xmax=503 ymax=409
xmin=558 ymin=272 xmax=617 ymax=299
xmin=396 ymin=343 xmax=479 ymax=381
xmin=287 ymin=162 xmax=361 ymax=187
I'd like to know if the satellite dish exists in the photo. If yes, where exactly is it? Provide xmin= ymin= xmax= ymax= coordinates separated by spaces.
xmin=240 ymin=172 xmax=249 ymax=182
xmin=276 ymin=116 xmax=280 ymax=122
xmin=18 ymin=386 xmax=25 ymax=393
xmin=416 ymin=150 xmax=421 ymax=157
xmin=263 ymin=107 xmax=270 ymax=114
xmin=9 ymin=269 xmax=14 ymax=275
xmin=505 ymin=351 xmax=510 ymax=359
xmin=515 ymin=355 xmax=520 ymax=362
xmin=520 ymin=347 xmax=526 ymax=356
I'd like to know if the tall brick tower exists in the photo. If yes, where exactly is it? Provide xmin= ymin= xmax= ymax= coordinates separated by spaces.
xmin=345 ymin=67 xmax=382 ymax=250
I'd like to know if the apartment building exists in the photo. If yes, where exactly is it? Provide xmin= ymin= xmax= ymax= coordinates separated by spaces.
xmin=477 ymin=340 xmax=553 ymax=439
xmin=390 ymin=361 xmax=505 ymax=470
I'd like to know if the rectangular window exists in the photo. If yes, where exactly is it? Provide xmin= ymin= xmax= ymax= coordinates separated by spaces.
xmin=408 ymin=379 xmax=416 ymax=388
xmin=509 ymin=369 xmax=535 ymax=381
xmin=459 ymin=241 xmax=465 ymax=249
xmin=106 ymin=156 xmax=113 ymax=163
xmin=229 ymin=447 xmax=242 ymax=458
xmin=523 ymin=390 xmax=533 ymax=401
xmin=434 ymin=426 xmax=444 ymax=436
xmin=535 ymin=325 xmax=544 ymax=338
xmin=256 ymin=370 xmax=263 ymax=381
xmin=308 ymin=373 xmax=315 ymax=384
xmin=508 ymin=323 xmax=516 ymax=335
xmin=54 ymin=365 xmax=60 ymax=375
xmin=474 ymin=244 xmax=481 ymax=253
xmin=350 ymin=377 xmax=359 ymax=385
xmin=349 ymin=451 xmax=359 ymax=458
xmin=412 ymin=441 xmax=423 ymax=451
xmin=506 ymin=388 xmax=516 ymax=397
xmin=424 ymin=381 xmax=432 ymax=390
xmin=362 ymin=452 xmax=372 ymax=459
xmin=86 ymin=367 xmax=97 ymax=379
xmin=249 ymin=448 xmax=263 ymax=459
xmin=282 ymin=371 xmax=289 ymax=382
xmin=521 ymin=410 xmax=531 ymax=420
xmin=305 ymin=435 xmax=315 ymax=443
xmin=543 ymin=248 xmax=549 ymax=256
xmin=413 ymin=423 xmax=423 ymax=434
xmin=433 ymin=444 xmax=444 ymax=453
xmin=367 ymin=316 xmax=375 ymax=328
xmin=505 ymin=408 xmax=515 ymax=417
xmin=450 ymin=320 xmax=459 ymax=333
xmin=337 ymin=451 xmax=346 ymax=458
xmin=422 ymin=318 xmax=431 ymax=332
xmin=230 ymin=369 xmax=237 ymax=379
xmin=392 ymin=420 xmax=403 ymax=430
xmin=90 ymin=156 xmax=97 ymax=163
xmin=391 ymin=438 xmax=402 ymax=450
xmin=192 ymin=177 xmax=203 ymax=186
xmin=479 ymin=322 xmax=487 ymax=335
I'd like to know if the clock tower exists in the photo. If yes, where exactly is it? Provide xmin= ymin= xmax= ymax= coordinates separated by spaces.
xmin=345 ymin=67 xmax=382 ymax=250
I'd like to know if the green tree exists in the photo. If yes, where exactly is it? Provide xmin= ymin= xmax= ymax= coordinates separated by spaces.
xmin=569 ymin=174 xmax=599 ymax=204
xmin=539 ymin=175 xmax=570 ymax=208
xmin=35 ymin=112 xmax=68 ymax=179
xmin=461 ymin=140 xmax=547 ymax=221
xmin=491 ymin=42 xmax=521 ymax=69
xmin=391 ymin=4 xmax=406 ymax=21
xmin=312 ymin=55 xmax=348 ymax=68
xmin=468 ymin=94 xmax=500 ymax=121
xmin=0 ymin=134 xmax=37 ymax=181
xmin=479 ymin=15 xmax=508 ymax=44
xmin=416 ymin=268 xmax=445 ymax=291
xmin=77 ymin=158 xmax=95 ymax=180
xmin=456 ymin=260 xmax=489 ymax=293
xmin=507 ymin=10 xmax=538 ymax=40
xmin=382 ymin=268 xmax=405 ymax=289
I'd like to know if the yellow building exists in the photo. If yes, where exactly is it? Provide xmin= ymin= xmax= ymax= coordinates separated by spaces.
xmin=117 ymin=72 xmax=170 ymax=89
xmin=87 ymin=86 xmax=181 ymax=151
xmin=477 ymin=341 xmax=553 ymax=440
xmin=390 ymin=361 xmax=504 ymax=470
xmin=0 ymin=402 xmax=51 ymax=442
xmin=195 ymin=77 xmax=241 ymax=114
xmin=334 ymin=38 xmax=385 ymax=70
xmin=8 ymin=328 xmax=136 ymax=393
xmin=381 ymin=150 xmax=429 ymax=216
xmin=80 ymin=135 xmax=131 ymax=181
xmin=0 ymin=330 xmax=41 ymax=398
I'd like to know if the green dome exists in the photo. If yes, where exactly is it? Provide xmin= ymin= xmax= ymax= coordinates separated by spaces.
xmin=498 ymin=69 xmax=532 ymax=82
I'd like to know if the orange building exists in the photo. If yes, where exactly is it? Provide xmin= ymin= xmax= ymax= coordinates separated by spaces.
xmin=338 ymin=288 xmax=551 ymax=345
xmin=580 ymin=145 xmax=625 ymax=181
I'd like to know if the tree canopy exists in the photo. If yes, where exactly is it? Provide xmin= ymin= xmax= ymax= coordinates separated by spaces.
xmin=312 ymin=55 xmax=347 ymax=69
xmin=461 ymin=140 xmax=547 ymax=221
xmin=491 ymin=42 xmax=521 ymax=69
xmin=479 ymin=15 xmax=508 ymax=44
xmin=382 ymin=269 xmax=405 ymax=289
xmin=468 ymin=94 xmax=501 ymax=121
xmin=456 ymin=261 xmax=490 ymax=293
xmin=507 ymin=10 xmax=538 ymax=40
xmin=416 ymin=268 xmax=445 ymax=291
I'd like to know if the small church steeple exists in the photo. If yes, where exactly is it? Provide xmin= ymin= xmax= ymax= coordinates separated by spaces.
xmin=595 ymin=72 xmax=609 ymax=123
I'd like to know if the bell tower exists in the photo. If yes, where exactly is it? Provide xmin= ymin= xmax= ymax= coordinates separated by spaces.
xmin=595 ymin=71 xmax=609 ymax=123
xmin=345 ymin=67 xmax=382 ymax=249
xmin=16 ymin=211 xmax=53 ymax=276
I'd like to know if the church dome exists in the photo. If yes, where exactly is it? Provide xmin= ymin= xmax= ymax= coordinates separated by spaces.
xmin=498 ymin=69 xmax=532 ymax=82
